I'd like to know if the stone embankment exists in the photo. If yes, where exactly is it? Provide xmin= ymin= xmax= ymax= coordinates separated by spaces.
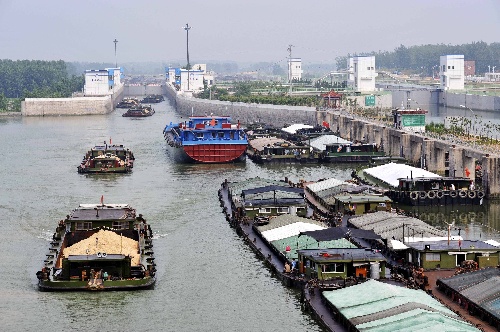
xmin=165 ymin=84 xmax=500 ymax=198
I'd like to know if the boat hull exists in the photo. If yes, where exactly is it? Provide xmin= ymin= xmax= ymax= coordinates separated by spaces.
xmin=38 ymin=276 xmax=155 ymax=291
xmin=388 ymin=190 xmax=484 ymax=206
xmin=182 ymin=143 xmax=247 ymax=163
xmin=77 ymin=166 xmax=132 ymax=173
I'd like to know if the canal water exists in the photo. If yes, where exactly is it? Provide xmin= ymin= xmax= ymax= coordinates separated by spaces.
xmin=1 ymin=100 xmax=499 ymax=331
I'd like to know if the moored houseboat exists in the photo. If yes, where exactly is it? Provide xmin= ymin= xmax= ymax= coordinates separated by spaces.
xmin=163 ymin=115 xmax=248 ymax=163
xmin=36 ymin=203 xmax=156 ymax=291
xmin=356 ymin=162 xmax=484 ymax=206
xmin=77 ymin=143 xmax=135 ymax=174
xmin=246 ymin=136 xmax=321 ymax=164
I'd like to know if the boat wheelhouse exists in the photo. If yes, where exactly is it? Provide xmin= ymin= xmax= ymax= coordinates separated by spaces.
xmin=77 ymin=144 xmax=135 ymax=174
xmin=36 ymin=203 xmax=156 ymax=291
xmin=322 ymin=142 xmax=385 ymax=162
xmin=163 ymin=115 xmax=248 ymax=163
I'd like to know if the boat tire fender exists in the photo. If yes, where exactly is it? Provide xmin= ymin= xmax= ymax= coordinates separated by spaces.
xmin=459 ymin=190 xmax=467 ymax=198
xmin=450 ymin=190 xmax=458 ymax=198
xmin=436 ymin=190 xmax=444 ymax=199
xmin=477 ymin=191 xmax=485 ymax=199
xmin=410 ymin=192 xmax=418 ymax=200
xmin=419 ymin=191 xmax=426 ymax=199
xmin=427 ymin=191 xmax=436 ymax=199
xmin=468 ymin=191 xmax=476 ymax=199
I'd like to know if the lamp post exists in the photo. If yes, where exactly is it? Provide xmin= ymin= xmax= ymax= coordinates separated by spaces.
xmin=460 ymin=104 xmax=475 ymax=136
xmin=183 ymin=23 xmax=191 ymax=91
xmin=113 ymin=39 xmax=118 ymax=68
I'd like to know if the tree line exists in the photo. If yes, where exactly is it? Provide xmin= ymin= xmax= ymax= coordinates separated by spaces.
xmin=335 ymin=41 xmax=500 ymax=76
xmin=0 ymin=59 xmax=84 ymax=99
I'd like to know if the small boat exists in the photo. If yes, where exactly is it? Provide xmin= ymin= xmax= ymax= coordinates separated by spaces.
xmin=77 ymin=143 xmax=134 ymax=174
xmin=116 ymin=98 xmax=140 ymax=108
xmin=140 ymin=95 xmax=164 ymax=103
xmin=355 ymin=162 xmax=484 ymax=206
xmin=322 ymin=142 xmax=385 ymax=162
xmin=36 ymin=203 xmax=156 ymax=291
xmin=163 ymin=115 xmax=248 ymax=163
xmin=122 ymin=104 xmax=155 ymax=117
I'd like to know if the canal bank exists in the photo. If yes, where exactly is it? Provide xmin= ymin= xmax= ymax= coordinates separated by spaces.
xmin=164 ymin=83 xmax=500 ymax=198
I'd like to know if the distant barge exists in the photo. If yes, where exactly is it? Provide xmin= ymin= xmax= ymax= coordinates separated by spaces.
xmin=78 ymin=143 xmax=135 ymax=174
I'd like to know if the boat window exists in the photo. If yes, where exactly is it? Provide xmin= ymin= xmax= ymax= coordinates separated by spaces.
xmin=258 ymin=208 xmax=272 ymax=214
xmin=425 ymin=253 xmax=440 ymax=261
xmin=324 ymin=263 xmax=344 ymax=273
xmin=112 ymin=221 xmax=129 ymax=230
xmin=218 ymin=132 xmax=224 ymax=138
xmin=75 ymin=222 xmax=92 ymax=231
xmin=230 ymin=132 xmax=234 ymax=139
xmin=196 ymin=133 xmax=204 ymax=139
xmin=212 ymin=132 xmax=216 ymax=138
xmin=277 ymin=207 xmax=289 ymax=214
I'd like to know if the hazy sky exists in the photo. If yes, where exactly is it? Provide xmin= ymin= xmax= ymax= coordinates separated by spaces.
xmin=1 ymin=0 xmax=499 ymax=65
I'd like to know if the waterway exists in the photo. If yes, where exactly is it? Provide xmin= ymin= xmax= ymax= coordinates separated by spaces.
xmin=1 ymin=100 xmax=499 ymax=332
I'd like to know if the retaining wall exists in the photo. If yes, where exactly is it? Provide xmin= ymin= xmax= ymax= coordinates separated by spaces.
xmin=165 ymin=84 xmax=500 ymax=197
xmin=21 ymin=85 xmax=124 ymax=116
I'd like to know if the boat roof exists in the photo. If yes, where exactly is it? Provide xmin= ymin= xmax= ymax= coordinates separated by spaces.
xmin=335 ymin=194 xmax=392 ymax=203
xmin=282 ymin=124 xmax=313 ymax=134
xmin=248 ymin=137 xmax=296 ymax=151
xmin=309 ymin=135 xmax=351 ymax=151
xmin=349 ymin=211 xmax=447 ymax=242
xmin=92 ymin=145 xmax=127 ymax=151
xmin=299 ymin=227 xmax=382 ymax=241
xmin=438 ymin=267 xmax=500 ymax=320
xmin=405 ymin=240 xmax=497 ymax=251
xmin=296 ymin=248 xmax=386 ymax=262
xmin=70 ymin=204 xmax=134 ymax=221
xmin=364 ymin=162 xmax=440 ymax=188
xmin=306 ymin=178 xmax=352 ymax=194
xmin=322 ymin=279 xmax=479 ymax=331
xmin=66 ymin=254 xmax=127 ymax=261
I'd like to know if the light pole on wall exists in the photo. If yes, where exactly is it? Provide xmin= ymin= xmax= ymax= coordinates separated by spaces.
xmin=460 ymin=104 xmax=475 ymax=136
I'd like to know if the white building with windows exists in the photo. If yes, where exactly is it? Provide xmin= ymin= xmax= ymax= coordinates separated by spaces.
xmin=347 ymin=56 xmax=377 ymax=92
xmin=288 ymin=58 xmax=303 ymax=82
xmin=84 ymin=67 xmax=123 ymax=96
xmin=439 ymin=55 xmax=464 ymax=90
xmin=165 ymin=63 xmax=214 ymax=92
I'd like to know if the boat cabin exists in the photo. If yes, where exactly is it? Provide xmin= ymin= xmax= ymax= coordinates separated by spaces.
xmin=297 ymin=248 xmax=386 ymax=281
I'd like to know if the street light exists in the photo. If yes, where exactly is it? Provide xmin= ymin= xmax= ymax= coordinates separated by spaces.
xmin=460 ymin=104 xmax=475 ymax=136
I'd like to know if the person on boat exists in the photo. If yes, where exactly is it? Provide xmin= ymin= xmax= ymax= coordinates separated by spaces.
xmin=284 ymin=262 xmax=291 ymax=273
xmin=291 ymin=259 xmax=297 ymax=272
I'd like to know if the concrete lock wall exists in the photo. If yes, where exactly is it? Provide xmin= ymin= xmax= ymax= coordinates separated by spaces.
xmin=165 ymin=85 xmax=500 ymax=197
xmin=21 ymin=85 xmax=124 ymax=116
xmin=124 ymin=84 xmax=165 ymax=97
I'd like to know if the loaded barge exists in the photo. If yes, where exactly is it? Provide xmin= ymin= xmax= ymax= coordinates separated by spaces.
xmin=78 ymin=143 xmax=135 ymax=174
xmin=36 ymin=203 xmax=156 ymax=291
